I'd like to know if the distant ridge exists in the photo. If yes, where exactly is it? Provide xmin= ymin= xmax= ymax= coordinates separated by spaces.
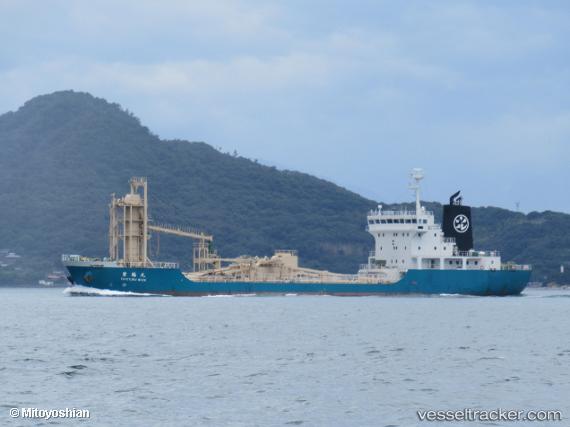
xmin=0 ymin=90 xmax=568 ymax=285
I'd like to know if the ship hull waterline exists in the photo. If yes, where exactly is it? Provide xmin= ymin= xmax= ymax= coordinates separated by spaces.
xmin=65 ymin=265 xmax=530 ymax=296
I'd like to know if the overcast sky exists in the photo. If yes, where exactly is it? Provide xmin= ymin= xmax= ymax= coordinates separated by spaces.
xmin=1 ymin=0 xmax=569 ymax=212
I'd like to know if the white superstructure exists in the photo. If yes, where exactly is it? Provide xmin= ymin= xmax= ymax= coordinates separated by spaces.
xmin=360 ymin=169 xmax=501 ymax=276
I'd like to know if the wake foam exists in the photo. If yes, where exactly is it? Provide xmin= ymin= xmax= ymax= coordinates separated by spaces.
xmin=203 ymin=294 xmax=236 ymax=298
xmin=438 ymin=293 xmax=477 ymax=298
xmin=63 ymin=285 xmax=168 ymax=297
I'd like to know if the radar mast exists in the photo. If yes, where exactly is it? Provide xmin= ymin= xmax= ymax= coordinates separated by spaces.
xmin=409 ymin=168 xmax=424 ymax=215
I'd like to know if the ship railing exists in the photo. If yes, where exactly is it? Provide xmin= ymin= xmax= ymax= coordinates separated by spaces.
xmin=502 ymin=263 xmax=532 ymax=271
xmin=359 ymin=263 xmax=386 ymax=270
xmin=61 ymin=254 xmax=111 ymax=262
xmin=62 ymin=254 xmax=177 ymax=268
xmin=456 ymin=250 xmax=501 ymax=257
xmin=152 ymin=261 xmax=179 ymax=269
xmin=443 ymin=237 xmax=456 ymax=243
xmin=368 ymin=209 xmax=434 ymax=217
xmin=275 ymin=249 xmax=298 ymax=256
xmin=125 ymin=260 xmax=179 ymax=269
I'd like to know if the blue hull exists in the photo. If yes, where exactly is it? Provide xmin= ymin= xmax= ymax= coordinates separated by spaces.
xmin=65 ymin=265 xmax=530 ymax=296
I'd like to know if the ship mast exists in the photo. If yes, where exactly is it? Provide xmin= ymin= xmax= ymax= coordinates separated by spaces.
xmin=410 ymin=168 xmax=424 ymax=214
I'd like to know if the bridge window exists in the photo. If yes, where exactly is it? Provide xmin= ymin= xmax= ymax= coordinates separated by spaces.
xmin=368 ymin=220 xmax=374 ymax=224
xmin=405 ymin=219 xmax=411 ymax=224
xmin=380 ymin=220 xmax=386 ymax=224
xmin=412 ymin=219 xmax=417 ymax=224
xmin=375 ymin=219 xmax=380 ymax=224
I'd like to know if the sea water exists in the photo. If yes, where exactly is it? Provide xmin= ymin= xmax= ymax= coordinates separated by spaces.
xmin=1 ymin=287 xmax=569 ymax=426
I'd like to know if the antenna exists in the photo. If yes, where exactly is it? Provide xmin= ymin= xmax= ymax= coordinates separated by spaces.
xmin=409 ymin=168 xmax=424 ymax=214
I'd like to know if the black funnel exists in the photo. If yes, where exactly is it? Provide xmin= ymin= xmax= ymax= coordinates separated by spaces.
xmin=442 ymin=191 xmax=473 ymax=251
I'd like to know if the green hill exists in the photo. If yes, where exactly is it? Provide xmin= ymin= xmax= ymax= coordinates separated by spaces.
xmin=0 ymin=91 xmax=568 ymax=285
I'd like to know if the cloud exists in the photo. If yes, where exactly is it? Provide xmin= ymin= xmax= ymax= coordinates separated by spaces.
xmin=0 ymin=0 xmax=569 ymax=211
xmin=461 ymin=111 xmax=570 ymax=167
xmin=0 ymin=24 xmax=461 ymax=109
xmin=402 ymin=2 xmax=558 ymax=58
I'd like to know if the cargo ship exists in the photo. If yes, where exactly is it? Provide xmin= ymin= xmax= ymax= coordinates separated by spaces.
xmin=63 ymin=170 xmax=531 ymax=296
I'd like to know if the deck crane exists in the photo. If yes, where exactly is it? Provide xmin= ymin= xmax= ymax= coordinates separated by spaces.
xmin=147 ymin=223 xmax=219 ymax=272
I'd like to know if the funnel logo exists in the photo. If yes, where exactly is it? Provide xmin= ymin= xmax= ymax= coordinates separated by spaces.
xmin=453 ymin=214 xmax=470 ymax=233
